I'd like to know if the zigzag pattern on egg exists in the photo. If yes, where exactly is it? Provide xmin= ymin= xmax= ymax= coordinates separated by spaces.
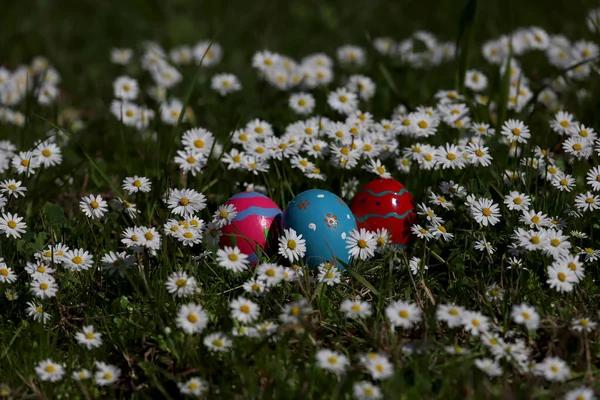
xmin=351 ymin=178 xmax=416 ymax=247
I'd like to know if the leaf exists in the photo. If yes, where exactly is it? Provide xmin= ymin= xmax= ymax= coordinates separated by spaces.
xmin=43 ymin=202 xmax=67 ymax=226
xmin=496 ymin=47 xmax=513 ymax=133
xmin=345 ymin=264 xmax=380 ymax=296
xmin=378 ymin=63 xmax=400 ymax=96
xmin=455 ymin=0 xmax=478 ymax=91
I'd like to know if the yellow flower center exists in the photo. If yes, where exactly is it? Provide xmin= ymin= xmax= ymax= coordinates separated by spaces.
xmin=103 ymin=372 xmax=113 ymax=380
xmin=418 ymin=120 xmax=428 ymax=129
xmin=550 ymin=239 xmax=560 ymax=247
xmin=449 ymin=308 xmax=458 ymax=316
xmin=179 ymin=198 xmax=189 ymax=206
xmin=399 ymin=310 xmax=409 ymax=318
xmin=85 ymin=332 xmax=95 ymax=339
xmin=0 ymin=269 xmax=7 ymax=276
xmin=45 ymin=365 xmax=56 ymax=373
xmin=512 ymin=128 xmax=521 ymax=136
xmin=21 ymin=159 xmax=29 ymax=167
xmin=266 ymin=269 xmax=275 ymax=277
xmin=144 ymin=232 xmax=153 ymax=240
xmin=72 ymin=256 xmax=83 ymax=264
xmin=586 ymin=197 xmax=595 ymax=204
xmin=482 ymin=208 xmax=492 ymax=216
xmin=438 ymin=226 xmax=447 ymax=233
xmin=530 ymin=236 xmax=540 ymax=245
xmin=446 ymin=153 xmax=456 ymax=161
xmin=568 ymin=262 xmax=577 ymax=271
xmin=40 ymin=283 xmax=49 ymax=290
xmin=475 ymin=149 xmax=484 ymax=157
xmin=187 ymin=313 xmax=198 ymax=323
xmin=183 ymin=232 xmax=193 ymax=239
xmin=357 ymin=239 xmax=367 ymax=248
xmin=42 ymin=149 xmax=51 ymax=157
xmin=287 ymin=240 xmax=297 ymax=250
xmin=339 ymin=95 xmax=347 ymax=103
xmin=531 ymin=216 xmax=540 ymax=224
xmin=240 ymin=305 xmax=250 ymax=313
xmin=376 ymin=166 xmax=385 ymax=175
xmin=471 ymin=319 xmax=480 ymax=327
xmin=7 ymin=221 xmax=16 ymax=229
xmin=557 ymin=272 xmax=566 ymax=282
xmin=298 ymin=99 xmax=306 ymax=106
xmin=572 ymin=143 xmax=583 ymax=151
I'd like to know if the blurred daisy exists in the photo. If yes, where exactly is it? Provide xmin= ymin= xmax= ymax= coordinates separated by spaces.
xmin=474 ymin=358 xmax=502 ymax=377
xmin=230 ymin=296 xmax=260 ymax=324
xmin=340 ymin=299 xmax=372 ymax=319
xmin=176 ymin=303 xmax=209 ymax=334
xmin=511 ymin=304 xmax=540 ymax=331
xmin=166 ymin=271 xmax=197 ymax=297
xmin=211 ymin=73 xmax=241 ymax=96
xmin=113 ymin=76 xmax=139 ymax=100
xmin=203 ymin=332 xmax=232 ymax=352
xmin=385 ymin=300 xmax=421 ymax=329
xmin=178 ymin=377 xmax=208 ymax=396
xmin=31 ymin=276 xmax=58 ymax=299
xmin=35 ymin=359 xmax=65 ymax=382
xmin=353 ymin=381 xmax=382 ymax=400
xmin=327 ymin=87 xmax=358 ymax=115
xmin=547 ymin=262 xmax=577 ymax=292
xmin=316 ymin=349 xmax=349 ymax=375
xmin=94 ymin=361 xmax=121 ymax=386
xmin=571 ymin=317 xmax=597 ymax=333
xmin=75 ymin=325 xmax=103 ymax=350
xmin=216 ymin=246 xmax=249 ymax=273
xmin=289 ymin=92 xmax=315 ymax=115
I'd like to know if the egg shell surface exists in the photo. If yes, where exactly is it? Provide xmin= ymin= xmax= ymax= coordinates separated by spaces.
xmin=219 ymin=191 xmax=282 ymax=264
xmin=350 ymin=178 xmax=416 ymax=247
xmin=282 ymin=189 xmax=357 ymax=267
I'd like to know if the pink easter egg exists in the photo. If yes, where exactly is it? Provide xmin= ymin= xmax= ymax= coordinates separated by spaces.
xmin=219 ymin=191 xmax=282 ymax=264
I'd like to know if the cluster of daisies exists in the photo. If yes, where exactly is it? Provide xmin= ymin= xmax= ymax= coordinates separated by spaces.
xmin=109 ymin=40 xmax=245 ymax=130
xmin=1 ymin=5 xmax=600 ymax=398
xmin=0 ymin=56 xmax=63 ymax=128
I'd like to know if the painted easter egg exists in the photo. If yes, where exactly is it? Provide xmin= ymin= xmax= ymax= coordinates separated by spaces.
xmin=219 ymin=191 xmax=282 ymax=264
xmin=350 ymin=178 xmax=416 ymax=247
xmin=282 ymin=189 xmax=357 ymax=267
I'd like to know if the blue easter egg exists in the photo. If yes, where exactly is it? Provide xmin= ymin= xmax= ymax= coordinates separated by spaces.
xmin=282 ymin=189 xmax=357 ymax=268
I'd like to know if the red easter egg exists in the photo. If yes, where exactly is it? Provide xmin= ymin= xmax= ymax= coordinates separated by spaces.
xmin=219 ymin=191 xmax=282 ymax=264
xmin=350 ymin=179 xmax=416 ymax=247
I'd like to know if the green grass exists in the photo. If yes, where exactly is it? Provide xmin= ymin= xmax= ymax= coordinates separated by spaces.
xmin=1 ymin=0 xmax=600 ymax=398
